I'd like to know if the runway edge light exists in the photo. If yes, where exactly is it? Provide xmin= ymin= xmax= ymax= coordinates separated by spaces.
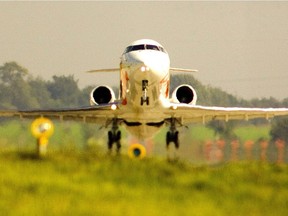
xmin=31 ymin=117 xmax=54 ymax=157
xmin=128 ymin=143 xmax=146 ymax=159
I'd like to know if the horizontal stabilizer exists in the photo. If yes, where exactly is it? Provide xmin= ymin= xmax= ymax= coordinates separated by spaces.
xmin=170 ymin=68 xmax=198 ymax=73
xmin=87 ymin=68 xmax=119 ymax=73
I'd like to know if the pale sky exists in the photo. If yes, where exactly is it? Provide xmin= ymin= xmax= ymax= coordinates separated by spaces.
xmin=1 ymin=1 xmax=288 ymax=100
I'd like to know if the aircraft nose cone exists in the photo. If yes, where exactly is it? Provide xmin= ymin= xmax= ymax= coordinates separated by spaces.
xmin=123 ymin=49 xmax=170 ymax=74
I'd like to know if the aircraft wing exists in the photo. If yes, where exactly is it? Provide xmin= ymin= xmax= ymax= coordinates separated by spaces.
xmin=165 ymin=103 xmax=288 ymax=124
xmin=1 ymin=103 xmax=288 ymax=126
xmin=0 ymin=103 xmax=123 ymax=125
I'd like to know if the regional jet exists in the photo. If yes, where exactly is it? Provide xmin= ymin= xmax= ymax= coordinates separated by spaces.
xmin=1 ymin=39 xmax=288 ymax=156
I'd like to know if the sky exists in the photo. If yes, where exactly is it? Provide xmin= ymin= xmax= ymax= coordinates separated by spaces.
xmin=1 ymin=1 xmax=288 ymax=100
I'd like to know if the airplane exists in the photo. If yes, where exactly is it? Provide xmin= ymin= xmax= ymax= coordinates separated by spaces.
xmin=1 ymin=38 xmax=288 ymax=157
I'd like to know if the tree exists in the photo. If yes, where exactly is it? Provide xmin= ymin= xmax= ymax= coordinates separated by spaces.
xmin=0 ymin=62 xmax=38 ymax=109
xmin=47 ymin=75 xmax=81 ymax=108
xmin=0 ymin=61 xmax=28 ymax=85
xmin=28 ymin=77 xmax=56 ymax=109
xmin=207 ymin=120 xmax=238 ymax=140
xmin=79 ymin=86 xmax=94 ymax=106
xmin=270 ymin=117 xmax=288 ymax=144
xmin=170 ymin=74 xmax=244 ymax=106
xmin=250 ymin=97 xmax=281 ymax=108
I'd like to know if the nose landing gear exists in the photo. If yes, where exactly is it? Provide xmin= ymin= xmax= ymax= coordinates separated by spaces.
xmin=141 ymin=80 xmax=149 ymax=106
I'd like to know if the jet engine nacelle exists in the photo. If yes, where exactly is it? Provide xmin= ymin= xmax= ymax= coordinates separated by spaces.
xmin=171 ymin=84 xmax=197 ymax=105
xmin=90 ymin=85 xmax=116 ymax=105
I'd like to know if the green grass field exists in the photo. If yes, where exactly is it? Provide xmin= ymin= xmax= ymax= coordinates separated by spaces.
xmin=0 ymin=149 xmax=288 ymax=216
xmin=1 ymin=120 xmax=288 ymax=215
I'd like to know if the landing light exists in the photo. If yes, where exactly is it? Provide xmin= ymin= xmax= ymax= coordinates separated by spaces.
xmin=111 ymin=104 xmax=117 ymax=110
xmin=141 ymin=66 xmax=149 ymax=72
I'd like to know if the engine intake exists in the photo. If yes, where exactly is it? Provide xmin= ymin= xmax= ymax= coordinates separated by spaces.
xmin=171 ymin=84 xmax=197 ymax=105
xmin=90 ymin=85 xmax=116 ymax=105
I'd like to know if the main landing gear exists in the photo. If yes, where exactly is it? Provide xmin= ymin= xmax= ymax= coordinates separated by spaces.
xmin=107 ymin=118 xmax=121 ymax=154
xmin=166 ymin=118 xmax=180 ymax=160
xmin=166 ymin=118 xmax=179 ymax=149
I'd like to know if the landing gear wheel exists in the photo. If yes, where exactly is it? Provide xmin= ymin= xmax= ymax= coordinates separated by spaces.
xmin=141 ymin=97 xmax=149 ymax=106
xmin=108 ymin=130 xmax=121 ymax=153
xmin=166 ymin=118 xmax=180 ymax=161
xmin=107 ymin=118 xmax=121 ymax=154
xmin=166 ymin=131 xmax=179 ymax=149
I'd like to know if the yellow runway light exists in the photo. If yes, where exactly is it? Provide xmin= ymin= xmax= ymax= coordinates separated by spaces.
xmin=31 ymin=117 xmax=54 ymax=157
xmin=31 ymin=117 xmax=54 ymax=138
xmin=128 ymin=143 xmax=146 ymax=159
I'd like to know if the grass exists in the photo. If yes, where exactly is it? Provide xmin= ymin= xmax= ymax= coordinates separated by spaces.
xmin=0 ymin=120 xmax=272 ymax=148
xmin=1 ymin=120 xmax=287 ymax=215
xmin=0 ymin=119 xmax=284 ymax=162
xmin=0 ymin=149 xmax=288 ymax=216
xmin=234 ymin=125 xmax=271 ymax=142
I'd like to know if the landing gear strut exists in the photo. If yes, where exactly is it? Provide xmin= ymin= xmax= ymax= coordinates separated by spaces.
xmin=166 ymin=118 xmax=180 ymax=160
xmin=166 ymin=118 xmax=179 ymax=149
xmin=166 ymin=131 xmax=179 ymax=149
xmin=141 ymin=80 xmax=149 ymax=106
xmin=108 ymin=118 xmax=121 ymax=153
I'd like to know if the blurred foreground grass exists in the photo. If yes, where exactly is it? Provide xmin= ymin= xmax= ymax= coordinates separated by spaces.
xmin=0 ymin=149 xmax=288 ymax=216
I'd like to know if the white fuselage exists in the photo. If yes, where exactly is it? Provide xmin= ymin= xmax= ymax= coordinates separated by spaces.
xmin=118 ymin=39 xmax=171 ymax=138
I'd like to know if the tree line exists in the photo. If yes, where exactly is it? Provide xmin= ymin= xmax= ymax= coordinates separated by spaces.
xmin=0 ymin=62 xmax=93 ymax=110
xmin=1 ymin=61 xmax=288 ymax=142
xmin=2 ymin=61 xmax=287 ymax=110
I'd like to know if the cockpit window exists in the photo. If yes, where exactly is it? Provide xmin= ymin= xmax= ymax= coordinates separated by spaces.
xmin=146 ymin=44 xmax=160 ymax=51
xmin=158 ymin=47 xmax=166 ymax=53
xmin=124 ymin=44 xmax=167 ymax=54
xmin=130 ymin=44 xmax=145 ymax=52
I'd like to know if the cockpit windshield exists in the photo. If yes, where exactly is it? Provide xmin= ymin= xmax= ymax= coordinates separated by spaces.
xmin=124 ymin=44 xmax=167 ymax=54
